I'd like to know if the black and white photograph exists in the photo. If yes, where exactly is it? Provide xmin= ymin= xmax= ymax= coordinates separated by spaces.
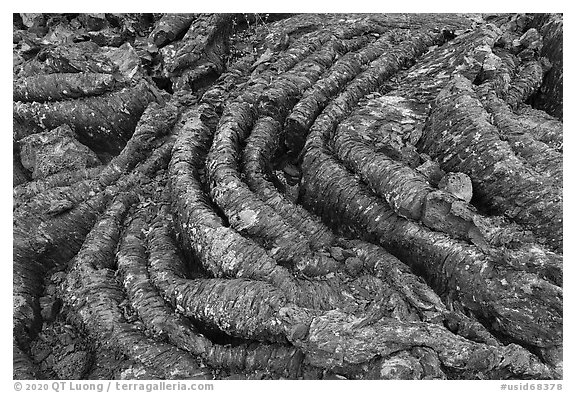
xmin=11 ymin=7 xmax=565 ymax=389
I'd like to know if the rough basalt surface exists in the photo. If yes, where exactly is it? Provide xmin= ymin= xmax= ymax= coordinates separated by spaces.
xmin=13 ymin=13 xmax=562 ymax=380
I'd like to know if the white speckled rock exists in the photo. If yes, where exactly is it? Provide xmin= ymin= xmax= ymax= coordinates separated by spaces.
xmin=438 ymin=172 xmax=473 ymax=203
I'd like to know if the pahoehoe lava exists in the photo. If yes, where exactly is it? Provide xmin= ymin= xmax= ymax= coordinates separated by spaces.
xmin=13 ymin=12 xmax=562 ymax=380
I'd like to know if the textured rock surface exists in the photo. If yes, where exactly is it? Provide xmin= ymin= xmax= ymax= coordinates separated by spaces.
xmin=13 ymin=13 xmax=562 ymax=381
xmin=19 ymin=125 xmax=101 ymax=179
